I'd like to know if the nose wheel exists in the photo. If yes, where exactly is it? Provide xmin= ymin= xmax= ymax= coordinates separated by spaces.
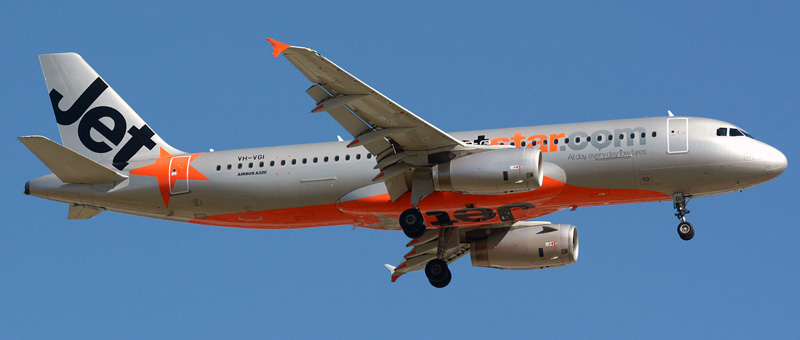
xmin=677 ymin=221 xmax=694 ymax=240
xmin=673 ymin=193 xmax=694 ymax=241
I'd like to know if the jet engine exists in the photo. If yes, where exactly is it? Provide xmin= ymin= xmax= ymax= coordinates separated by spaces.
xmin=432 ymin=148 xmax=543 ymax=195
xmin=470 ymin=222 xmax=578 ymax=270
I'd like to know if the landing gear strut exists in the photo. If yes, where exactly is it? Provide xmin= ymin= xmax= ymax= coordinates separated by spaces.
xmin=399 ymin=169 xmax=435 ymax=240
xmin=673 ymin=193 xmax=694 ymax=241
xmin=425 ymin=228 xmax=453 ymax=288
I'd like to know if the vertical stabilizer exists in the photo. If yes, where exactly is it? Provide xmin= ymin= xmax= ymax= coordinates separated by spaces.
xmin=38 ymin=53 xmax=182 ymax=171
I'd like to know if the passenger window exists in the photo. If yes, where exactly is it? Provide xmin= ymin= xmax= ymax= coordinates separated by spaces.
xmin=510 ymin=141 xmax=515 ymax=146
xmin=270 ymin=161 xmax=275 ymax=167
xmin=248 ymin=162 xmax=253 ymax=168
xmin=553 ymin=139 xmax=558 ymax=145
xmin=216 ymin=165 xmax=221 ymax=171
xmin=564 ymin=138 xmax=569 ymax=144
xmin=543 ymin=140 xmax=548 ymax=145
xmin=335 ymin=155 xmax=340 ymax=161
xmin=641 ymin=132 xmax=646 ymax=139
xmin=238 ymin=163 xmax=243 ymax=169
xmin=281 ymin=160 xmax=286 ymax=166
xmin=716 ymin=128 xmax=728 ymax=136
xmin=652 ymin=131 xmax=657 ymax=137
xmin=630 ymin=133 xmax=635 ymax=139
xmin=227 ymin=164 xmax=232 ymax=170
xmin=532 ymin=140 xmax=537 ymax=146
xmin=302 ymin=158 xmax=307 ymax=164
xmin=356 ymin=154 xmax=361 ymax=160
xmin=291 ymin=159 xmax=297 ymax=165
xmin=619 ymin=134 xmax=624 ymax=140
xmin=313 ymin=157 xmax=318 ymax=163
xmin=608 ymin=135 xmax=613 ymax=140
xmin=598 ymin=135 xmax=603 ymax=142
xmin=324 ymin=156 xmax=329 ymax=162
xmin=259 ymin=161 xmax=264 ymax=167
xmin=345 ymin=155 xmax=350 ymax=161
xmin=521 ymin=141 xmax=526 ymax=147
xmin=576 ymin=137 xmax=581 ymax=143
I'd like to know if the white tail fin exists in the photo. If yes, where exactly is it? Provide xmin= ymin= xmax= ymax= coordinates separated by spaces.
xmin=39 ymin=53 xmax=181 ymax=171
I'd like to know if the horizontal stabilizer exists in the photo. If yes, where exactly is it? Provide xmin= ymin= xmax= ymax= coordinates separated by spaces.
xmin=68 ymin=204 xmax=105 ymax=220
xmin=19 ymin=136 xmax=128 ymax=184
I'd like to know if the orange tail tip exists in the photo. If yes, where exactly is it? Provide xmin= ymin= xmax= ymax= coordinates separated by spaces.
xmin=266 ymin=38 xmax=291 ymax=57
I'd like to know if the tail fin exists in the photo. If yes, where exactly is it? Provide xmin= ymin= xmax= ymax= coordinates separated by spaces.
xmin=38 ymin=53 xmax=181 ymax=171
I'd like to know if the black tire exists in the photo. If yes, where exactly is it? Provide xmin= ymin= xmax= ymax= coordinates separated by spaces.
xmin=430 ymin=271 xmax=452 ymax=288
xmin=400 ymin=208 xmax=426 ymax=239
xmin=677 ymin=221 xmax=694 ymax=241
xmin=425 ymin=258 xmax=450 ymax=283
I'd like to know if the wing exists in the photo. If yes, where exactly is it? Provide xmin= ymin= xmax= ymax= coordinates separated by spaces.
xmin=268 ymin=38 xmax=477 ymax=201
xmin=387 ymin=228 xmax=471 ymax=282
xmin=385 ymin=220 xmax=560 ymax=282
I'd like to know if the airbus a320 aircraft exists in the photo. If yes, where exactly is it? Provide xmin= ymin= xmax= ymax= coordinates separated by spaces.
xmin=21 ymin=39 xmax=787 ymax=288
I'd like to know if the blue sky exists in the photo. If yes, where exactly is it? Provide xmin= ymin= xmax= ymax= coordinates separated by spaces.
xmin=2 ymin=1 xmax=798 ymax=338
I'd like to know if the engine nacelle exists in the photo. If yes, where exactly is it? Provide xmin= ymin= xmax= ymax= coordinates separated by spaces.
xmin=470 ymin=222 xmax=579 ymax=270
xmin=432 ymin=148 xmax=543 ymax=195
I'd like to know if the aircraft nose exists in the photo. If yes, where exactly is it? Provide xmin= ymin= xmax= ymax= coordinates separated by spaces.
xmin=764 ymin=145 xmax=787 ymax=178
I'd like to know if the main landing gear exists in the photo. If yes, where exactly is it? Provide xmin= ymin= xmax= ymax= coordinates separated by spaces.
xmin=400 ymin=208 xmax=453 ymax=288
xmin=425 ymin=228 xmax=454 ymax=288
xmin=425 ymin=259 xmax=451 ymax=288
xmin=400 ymin=208 xmax=426 ymax=239
xmin=673 ymin=193 xmax=694 ymax=241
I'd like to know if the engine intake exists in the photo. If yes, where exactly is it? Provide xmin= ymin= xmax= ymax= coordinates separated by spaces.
xmin=432 ymin=148 xmax=543 ymax=195
xmin=470 ymin=222 xmax=579 ymax=270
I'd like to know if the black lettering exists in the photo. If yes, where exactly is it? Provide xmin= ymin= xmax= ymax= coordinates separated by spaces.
xmin=454 ymin=207 xmax=496 ymax=222
xmin=77 ymin=106 xmax=126 ymax=153
xmin=497 ymin=202 xmax=534 ymax=222
xmin=473 ymin=135 xmax=489 ymax=145
xmin=425 ymin=211 xmax=457 ymax=227
xmin=50 ymin=77 xmax=108 ymax=126
xmin=112 ymin=124 xmax=156 ymax=170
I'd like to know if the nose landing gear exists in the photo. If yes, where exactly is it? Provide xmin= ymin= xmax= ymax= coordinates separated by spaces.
xmin=673 ymin=193 xmax=694 ymax=240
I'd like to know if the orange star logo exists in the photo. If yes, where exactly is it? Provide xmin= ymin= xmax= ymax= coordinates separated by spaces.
xmin=129 ymin=148 xmax=209 ymax=207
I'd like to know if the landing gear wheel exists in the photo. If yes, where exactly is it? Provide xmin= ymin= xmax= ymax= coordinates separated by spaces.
xmin=425 ymin=259 xmax=451 ymax=288
xmin=400 ymin=208 xmax=426 ymax=239
xmin=430 ymin=271 xmax=452 ymax=288
xmin=677 ymin=221 xmax=694 ymax=241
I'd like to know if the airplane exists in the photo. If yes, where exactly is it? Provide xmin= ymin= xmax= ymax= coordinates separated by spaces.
xmin=20 ymin=39 xmax=787 ymax=288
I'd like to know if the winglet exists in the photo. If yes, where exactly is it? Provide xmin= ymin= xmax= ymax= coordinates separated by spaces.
xmin=266 ymin=38 xmax=291 ymax=57
xmin=385 ymin=264 xmax=401 ymax=283
xmin=384 ymin=264 xmax=396 ymax=274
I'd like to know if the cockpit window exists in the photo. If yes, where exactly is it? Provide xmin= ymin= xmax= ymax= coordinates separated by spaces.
xmin=718 ymin=127 xmax=754 ymax=139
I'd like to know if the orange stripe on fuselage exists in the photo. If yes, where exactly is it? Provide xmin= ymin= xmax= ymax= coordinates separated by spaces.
xmin=189 ymin=177 xmax=671 ymax=230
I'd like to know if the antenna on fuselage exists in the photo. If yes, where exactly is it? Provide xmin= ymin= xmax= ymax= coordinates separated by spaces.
xmin=668 ymin=110 xmax=675 ymax=116
xmin=337 ymin=135 xmax=344 ymax=141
